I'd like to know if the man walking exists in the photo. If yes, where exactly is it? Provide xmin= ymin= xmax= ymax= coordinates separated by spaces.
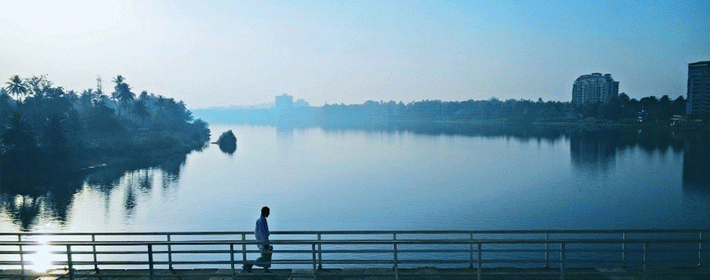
xmin=243 ymin=206 xmax=272 ymax=273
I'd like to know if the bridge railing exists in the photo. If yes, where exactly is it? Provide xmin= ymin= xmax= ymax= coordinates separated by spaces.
xmin=0 ymin=230 xmax=708 ymax=280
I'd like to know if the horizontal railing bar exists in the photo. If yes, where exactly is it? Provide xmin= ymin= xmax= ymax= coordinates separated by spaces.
xmin=3 ymin=240 xmax=710 ymax=250
xmin=2 ymin=229 xmax=707 ymax=236
xmin=369 ymin=249 xmax=472 ymax=253
xmin=52 ymin=262 xmax=147 ymax=266
xmin=63 ymin=247 xmax=703 ymax=254
xmin=33 ymin=238 xmax=710 ymax=246
xmin=279 ymin=249 xmax=393 ymax=253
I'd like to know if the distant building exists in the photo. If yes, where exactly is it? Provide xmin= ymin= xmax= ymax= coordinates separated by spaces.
xmin=294 ymin=98 xmax=309 ymax=107
xmin=275 ymin=94 xmax=293 ymax=110
xmin=572 ymin=73 xmax=619 ymax=105
xmin=687 ymin=61 xmax=710 ymax=117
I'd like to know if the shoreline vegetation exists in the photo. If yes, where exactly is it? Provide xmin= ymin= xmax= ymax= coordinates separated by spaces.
xmin=195 ymin=93 xmax=708 ymax=132
xmin=2 ymin=74 xmax=707 ymax=192
xmin=1 ymin=75 xmax=210 ymax=193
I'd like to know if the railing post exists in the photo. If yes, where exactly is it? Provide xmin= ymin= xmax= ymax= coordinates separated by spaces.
xmin=241 ymin=234 xmax=247 ymax=267
xmin=559 ymin=242 xmax=565 ymax=280
xmin=148 ymin=244 xmax=154 ymax=280
xmin=230 ymin=244 xmax=236 ymax=279
xmin=317 ymin=233 xmax=323 ymax=269
xmin=469 ymin=233 xmax=474 ymax=269
xmin=621 ymin=232 xmax=626 ymax=267
xmin=393 ymin=242 xmax=399 ymax=280
xmin=393 ymin=233 xmax=398 ymax=280
xmin=167 ymin=234 xmax=173 ymax=270
xmin=67 ymin=245 xmax=74 ymax=280
xmin=477 ymin=243 xmax=482 ymax=280
xmin=545 ymin=232 xmax=550 ymax=268
xmin=17 ymin=235 xmax=25 ymax=280
xmin=92 ymin=235 xmax=99 ymax=271
xmin=699 ymin=232 xmax=703 ymax=267
xmin=312 ymin=243 xmax=318 ymax=280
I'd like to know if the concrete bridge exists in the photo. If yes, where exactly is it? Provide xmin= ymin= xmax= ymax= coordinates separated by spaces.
xmin=1 ymin=230 xmax=709 ymax=280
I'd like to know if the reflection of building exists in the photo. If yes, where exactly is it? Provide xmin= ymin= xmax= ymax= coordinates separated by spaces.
xmin=572 ymin=73 xmax=619 ymax=105
xmin=687 ymin=61 xmax=710 ymax=117
xmin=683 ymin=139 xmax=710 ymax=196
xmin=570 ymin=131 xmax=616 ymax=173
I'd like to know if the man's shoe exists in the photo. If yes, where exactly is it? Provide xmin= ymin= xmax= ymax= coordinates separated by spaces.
xmin=263 ymin=268 xmax=273 ymax=273
xmin=242 ymin=264 xmax=252 ymax=273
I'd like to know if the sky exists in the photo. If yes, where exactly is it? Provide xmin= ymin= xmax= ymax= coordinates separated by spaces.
xmin=1 ymin=1 xmax=708 ymax=109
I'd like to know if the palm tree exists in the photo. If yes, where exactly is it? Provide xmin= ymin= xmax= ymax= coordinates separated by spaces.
xmin=5 ymin=75 xmax=28 ymax=100
xmin=40 ymin=113 xmax=68 ymax=159
xmin=133 ymin=99 xmax=150 ymax=125
xmin=111 ymin=75 xmax=124 ymax=85
xmin=111 ymin=75 xmax=135 ymax=116
xmin=139 ymin=90 xmax=149 ymax=101
xmin=24 ymin=75 xmax=48 ymax=98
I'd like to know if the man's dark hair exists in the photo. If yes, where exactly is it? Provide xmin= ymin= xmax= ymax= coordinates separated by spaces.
xmin=261 ymin=206 xmax=270 ymax=216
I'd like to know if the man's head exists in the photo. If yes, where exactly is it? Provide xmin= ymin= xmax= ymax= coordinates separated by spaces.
xmin=261 ymin=206 xmax=270 ymax=218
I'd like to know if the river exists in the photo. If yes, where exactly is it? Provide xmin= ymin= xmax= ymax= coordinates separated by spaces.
xmin=1 ymin=124 xmax=709 ymax=233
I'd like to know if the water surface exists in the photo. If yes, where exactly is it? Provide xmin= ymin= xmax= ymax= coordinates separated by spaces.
xmin=1 ymin=124 xmax=709 ymax=233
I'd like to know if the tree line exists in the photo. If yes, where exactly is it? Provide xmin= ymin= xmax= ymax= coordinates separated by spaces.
xmin=319 ymin=93 xmax=690 ymax=126
xmin=1 ymin=74 xmax=210 ymax=189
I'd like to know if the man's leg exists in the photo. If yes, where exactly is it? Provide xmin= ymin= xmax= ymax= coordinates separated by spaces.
xmin=255 ymin=245 xmax=273 ymax=272
xmin=242 ymin=260 xmax=253 ymax=272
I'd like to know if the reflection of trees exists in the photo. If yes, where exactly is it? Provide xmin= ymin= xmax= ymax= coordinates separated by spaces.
xmin=0 ymin=173 xmax=84 ymax=229
xmin=570 ymin=130 xmax=618 ymax=173
xmin=322 ymin=123 xmax=568 ymax=144
xmin=570 ymin=129 xmax=686 ymax=175
xmin=138 ymin=169 xmax=153 ymax=192
xmin=124 ymin=184 xmax=137 ymax=218
xmin=0 ymin=195 xmax=43 ymax=230
xmin=0 ymin=152 xmax=189 ymax=230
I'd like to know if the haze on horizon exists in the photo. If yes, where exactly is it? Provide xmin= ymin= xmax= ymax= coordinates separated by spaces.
xmin=1 ymin=0 xmax=708 ymax=109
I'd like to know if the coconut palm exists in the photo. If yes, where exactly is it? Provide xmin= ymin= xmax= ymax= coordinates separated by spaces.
xmin=5 ymin=75 xmax=27 ymax=100
xmin=111 ymin=75 xmax=124 ymax=85
xmin=111 ymin=75 xmax=135 ymax=116
xmin=24 ymin=75 xmax=48 ymax=97
xmin=132 ymin=99 xmax=150 ymax=125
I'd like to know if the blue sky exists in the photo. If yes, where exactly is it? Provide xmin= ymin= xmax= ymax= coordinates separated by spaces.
xmin=1 ymin=0 xmax=708 ymax=108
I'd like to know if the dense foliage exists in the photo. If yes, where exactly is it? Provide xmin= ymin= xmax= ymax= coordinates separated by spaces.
xmin=320 ymin=93 xmax=690 ymax=126
xmin=216 ymin=130 xmax=237 ymax=154
xmin=0 ymin=75 xmax=210 ymax=182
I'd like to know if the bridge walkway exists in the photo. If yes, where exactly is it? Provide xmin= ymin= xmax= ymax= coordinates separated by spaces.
xmin=4 ymin=267 xmax=710 ymax=280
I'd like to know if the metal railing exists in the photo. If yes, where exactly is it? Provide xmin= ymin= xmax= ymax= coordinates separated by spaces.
xmin=0 ymin=229 xmax=708 ymax=280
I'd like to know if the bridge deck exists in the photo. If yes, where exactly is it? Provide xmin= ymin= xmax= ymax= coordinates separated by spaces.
xmin=4 ymin=267 xmax=710 ymax=280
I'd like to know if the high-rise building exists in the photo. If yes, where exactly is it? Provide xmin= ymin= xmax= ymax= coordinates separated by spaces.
xmin=687 ymin=61 xmax=710 ymax=117
xmin=572 ymin=73 xmax=619 ymax=105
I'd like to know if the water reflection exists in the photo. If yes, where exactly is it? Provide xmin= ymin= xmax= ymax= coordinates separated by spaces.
xmin=683 ymin=137 xmax=710 ymax=199
xmin=0 ymin=152 xmax=189 ymax=230
xmin=321 ymin=123 xmax=568 ymax=144
xmin=570 ymin=130 xmax=617 ymax=173
xmin=569 ymin=129 xmax=688 ymax=175
xmin=2 ymin=125 xmax=710 ymax=231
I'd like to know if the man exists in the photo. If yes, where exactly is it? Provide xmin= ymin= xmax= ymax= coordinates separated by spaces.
xmin=243 ymin=206 xmax=272 ymax=273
